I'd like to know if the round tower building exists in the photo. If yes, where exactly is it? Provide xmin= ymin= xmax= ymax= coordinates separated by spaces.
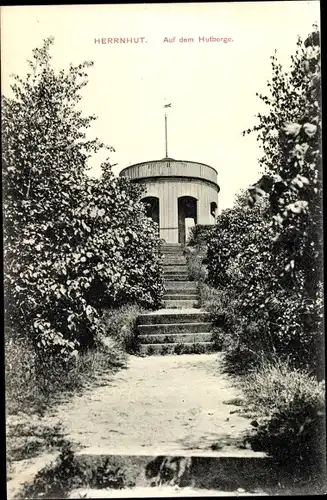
xmin=119 ymin=157 xmax=220 ymax=244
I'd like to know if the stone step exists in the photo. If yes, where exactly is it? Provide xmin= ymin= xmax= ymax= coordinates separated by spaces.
xmin=162 ymin=257 xmax=187 ymax=268
xmin=164 ymin=281 xmax=197 ymax=290
xmin=162 ymin=252 xmax=184 ymax=257
xmin=20 ymin=449 xmax=294 ymax=499
xmin=164 ymin=299 xmax=198 ymax=309
xmin=163 ymin=264 xmax=188 ymax=272
xmin=163 ymin=269 xmax=190 ymax=281
xmin=164 ymin=287 xmax=197 ymax=295
xmin=162 ymin=254 xmax=187 ymax=261
xmin=164 ymin=273 xmax=188 ymax=282
xmin=140 ymin=341 xmax=215 ymax=356
xmin=138 ymin=322 xmax=211 ymax=335
xmin=137 ymin=311 xmax=211 ymax=325
xmin=164 ymin=270 xmax=189 ymax=275
xmin=162 ymin=255 xmax=184 ymax=260
xmin=164 ymin=293 xmax=198 ymax=300
xmin=161 ymin=246 xmax=183 ymax=251
xmin=138 ymin=333 xmax=213 ymax=344
xmin=163 ymin=251 xmax=186 ymax=256
xmin=67 ymin=450 xmax=276 ymax=498
xmin=162 ymin=243 xmax=182 ymax=247
xmin=163 ymin=266 xmax=189 ymax=274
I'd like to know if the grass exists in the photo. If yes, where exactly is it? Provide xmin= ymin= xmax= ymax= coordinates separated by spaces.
xmin=223 ymin=398 xmax=244 ymax=406
xmin=6 ymin=337 xmax=126 ymax=479
xmin=5 ymin=337 xmax=126 ymax=417
xmin=188 ymin=256 xmax=326 ymax=487
xmin=5 ymin=304 xmax=140 ymax=476
xmin=17 ymin=444 xmax=136 ymax=499
xmin=197 ymin=279 xmax=326 ymax=479
xmin=237 ymin=358 xmax=326 ymax=480
xmin=100 ymin=303 xmax=145 ymax=353
xmin=239 ymin=358 xmax=325 ymax=416
xmin=185 ymin=252 xmax=207 ymax=283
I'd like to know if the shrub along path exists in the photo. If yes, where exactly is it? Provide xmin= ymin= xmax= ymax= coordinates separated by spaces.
xmin=49 ymin=353 xmax=253 ymax=455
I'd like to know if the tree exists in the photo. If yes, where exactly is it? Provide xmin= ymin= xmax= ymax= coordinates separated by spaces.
xmin=244 ymin=27 xmax=322 ymax=372
xmin=206 ymin=28 xmax=322 ymax=373
xmin=3 ymin=37 xmax=163 ymax=360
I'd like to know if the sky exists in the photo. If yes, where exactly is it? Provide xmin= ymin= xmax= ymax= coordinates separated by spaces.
xmin=1 ymin=1 xmax=320 ymax=211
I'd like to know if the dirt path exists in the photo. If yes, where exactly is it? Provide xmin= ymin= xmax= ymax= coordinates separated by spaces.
xmin=52 ymin=353 xmax=251 ymax=455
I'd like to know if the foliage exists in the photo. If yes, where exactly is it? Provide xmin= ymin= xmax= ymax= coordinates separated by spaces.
xmin=5 ymin=329 xmax=125 ymax=472
xmin=174 ymin=343 xmax=211 ymax=355
xmin=5 ymin=332 xmax=126 ymax=417
xmin=205 ymin=28 xmax=323 ymax=375
xmin=141 ymin=343 xmax=213 ymax=356
xmin=198 ymin=285 xmax=233 ymax=330
xmin=186 ymin=252 xmax=207 ymax=282
xmin=184 ymin=236 xmax=209 ymax=283
xmin=244 ymin=28 xmax=323 ymax=369
xmin=6 ymin=419 xmax=68 ymax=480
xmin=246 ymin=30 xmax=322 ymax=290
xmin=187 ymin=225 xmax=215 ymax=247
xmin=210 ymin=327 xmax=225 ymax=351
xmin=207 ymin=192 xmax=271 ymax=291
xmin=5 ymin=334 xmax=39 ymax=414
xmin=18 ymin=444 xmax=135 ymax=499
xmin=2 ymin=37 xmax=163 ymax=362
xmin=100 ymin=304 xmax=144 ymax=353
xmin=242 ymin=360 xmax=325 ymax=478
xmin=205 ymin=30 xmax=324 ymax=473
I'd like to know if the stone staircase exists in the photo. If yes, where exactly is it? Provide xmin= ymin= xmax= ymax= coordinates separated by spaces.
xmin=137 ymin=243 xmax=214 ymax=355
xmin=163 ymin=243 xmax=198 ymax=308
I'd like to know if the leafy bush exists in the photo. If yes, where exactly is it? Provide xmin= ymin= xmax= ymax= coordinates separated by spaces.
xmin=2 ymin=37 xmax=163 ymax=362
xmin=246 ymin=30 xmax=322 ymax=305
xmin=210 ymin=327 xmax=225 ymax=351
xmin=187 ymin=225 xmax=215 ymax=247
xmin=244 ymin=28 xmax=322 ymax=373
xmin=242 ymin=360 xmax=325 ymax=477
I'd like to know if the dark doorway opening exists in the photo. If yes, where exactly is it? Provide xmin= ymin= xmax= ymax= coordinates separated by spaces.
xmin=178 ymin=196 xmax=197 ymax=245
xmin=141 ymin=196 xmax=160 ymax=226
xmin=210 ymin=201 xmax=218 ymax=220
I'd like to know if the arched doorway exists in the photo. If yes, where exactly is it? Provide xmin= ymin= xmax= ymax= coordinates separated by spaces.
xmin=178 ymin=196 xmax=197 ymax=244
xmin=141 ymin=196 xmax=160 ymax=226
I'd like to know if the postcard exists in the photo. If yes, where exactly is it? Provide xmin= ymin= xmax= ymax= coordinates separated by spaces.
xmin=2 ymin=2 xmax=324 ymax=498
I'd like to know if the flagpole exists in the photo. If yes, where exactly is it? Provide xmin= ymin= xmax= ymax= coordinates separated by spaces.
xmin=163 ymin=102 xmax=171 ymax=158
xmin=165 ymin=111 xmax=168 ymax=158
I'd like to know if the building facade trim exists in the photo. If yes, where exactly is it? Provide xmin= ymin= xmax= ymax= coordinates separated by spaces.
xmin=129 ymin=175 xmax=220 ymax=193
xmin=120 ymin=158 xmax=218 ymax=177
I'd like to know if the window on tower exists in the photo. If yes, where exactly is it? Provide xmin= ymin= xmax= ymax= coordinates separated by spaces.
xmin=210 ymin=202 xmax=217 ymax=218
